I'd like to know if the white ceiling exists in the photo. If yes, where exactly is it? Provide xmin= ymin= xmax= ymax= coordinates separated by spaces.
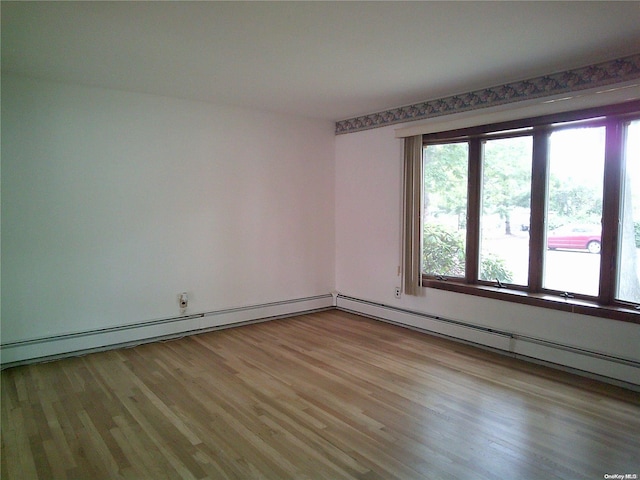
xmin=2 ymin=1 xmax=640 ymax=122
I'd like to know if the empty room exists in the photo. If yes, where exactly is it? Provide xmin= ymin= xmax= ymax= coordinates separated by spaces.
xmin=1 ymin=1 xmax=639 ymax=479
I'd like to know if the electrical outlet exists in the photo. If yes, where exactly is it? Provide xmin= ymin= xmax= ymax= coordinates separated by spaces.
xmin=394 ymin=287 xmax=401 ymax=299
xmin=178 ymin=292 xmax=188 ymax=310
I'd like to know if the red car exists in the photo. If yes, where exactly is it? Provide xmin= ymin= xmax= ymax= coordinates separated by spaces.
xmin=546 ymin=224 xmax=601 ymax=254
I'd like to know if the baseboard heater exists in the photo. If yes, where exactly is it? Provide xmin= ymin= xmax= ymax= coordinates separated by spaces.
xmin=3 ymin=293 xmax=638 ymax=389
xmin=0 ymin=294 xmax=334 ymax=368
xmin=336 ymin=294 xmax=640 ymax=390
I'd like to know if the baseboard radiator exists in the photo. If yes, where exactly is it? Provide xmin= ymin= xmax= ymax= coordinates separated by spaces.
xmin=0 ymin=294 xmax=334 ymax=368
xmin=3 ymin=293 xmax=638 ymax=391
xmin=336 ymin=295 xmax=640 ymax=391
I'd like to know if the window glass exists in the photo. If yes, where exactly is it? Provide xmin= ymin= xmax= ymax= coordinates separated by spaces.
xmin=418 ymin=104 xmax=640 ymax=320
xmin=616 ymin=119 xmax=640 ymax=304
xmin=422 ymin=143 xmax=469 ymax=278
xmin=543 ymin=126 xmax=605 ymax=296
xmin=480 ymin=136 xmax=533 ymax=285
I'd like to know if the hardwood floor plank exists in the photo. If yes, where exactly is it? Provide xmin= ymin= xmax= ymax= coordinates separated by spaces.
xmin=4 ymin=406 xmax=40 ymax=479
xmin=42 ymin=438 xmax=71 ymax=480
xmin=256 ymin=397 xmax=369 ymax=474
xmin=2 ymin=310 xmax=639 ymax=479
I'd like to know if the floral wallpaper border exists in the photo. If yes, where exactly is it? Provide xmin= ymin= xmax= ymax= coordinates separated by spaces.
xmin=335 ymin=53 xmax=640 ymax=135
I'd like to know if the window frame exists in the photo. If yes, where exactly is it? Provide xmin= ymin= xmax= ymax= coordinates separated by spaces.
xmin=420 ymin=100 xmax=640 ymax=324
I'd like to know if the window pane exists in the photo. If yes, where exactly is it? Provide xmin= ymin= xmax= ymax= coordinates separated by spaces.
xmin=480 ymin=136 xmax=532 ymax=285
xmin=543 ymin=126 xmax=605 ymax=296
xmin=422 ymin=143 xmax=469 ymax=278
xmin=617 ymin=119 xmax=640 ymax=304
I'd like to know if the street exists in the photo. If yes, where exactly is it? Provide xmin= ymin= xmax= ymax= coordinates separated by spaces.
xmin=481 ymin=232 xmax=640 ymax=298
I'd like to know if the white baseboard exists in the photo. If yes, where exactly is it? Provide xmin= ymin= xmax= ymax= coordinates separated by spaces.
xmin=1 ymin=294 xmax=334 ymax=367
xmin=336 ymin=295 xmax=640 ymax=390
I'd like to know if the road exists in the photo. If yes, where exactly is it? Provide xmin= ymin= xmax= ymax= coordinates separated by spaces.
xmin=481 ymin=232 xmax=640 ymax=299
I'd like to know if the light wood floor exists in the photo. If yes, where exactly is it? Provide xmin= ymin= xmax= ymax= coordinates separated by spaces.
xmin=2 ymin=310 xmax=639 ymax=479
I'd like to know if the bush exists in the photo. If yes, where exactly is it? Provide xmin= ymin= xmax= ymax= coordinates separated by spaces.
xmin=423 ymin=224 xmax=513 ymax=283
xmin=423 ymin=224 xmax=465 ymax=277
xmin=479 ymin=254 xmax=513 ymax=283
xmin=635 ymin=222 xmax=640 ymax=248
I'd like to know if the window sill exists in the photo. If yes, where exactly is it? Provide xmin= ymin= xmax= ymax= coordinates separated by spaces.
xmin=421 ymin=278 xmax=640 ymax=324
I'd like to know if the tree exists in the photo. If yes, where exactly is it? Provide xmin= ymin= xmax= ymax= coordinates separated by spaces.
xmin=546 ymin=179 xmax=603 ymax=226
xmin=423 ymin=143 xmax=468 ymax=228
xmin=481 ymin=137 xmax=532 ymax=235
xmin=422 ymin=141 xmax=522 ymax=281
xmin=424 ymin=138 xmax=533 ymax=236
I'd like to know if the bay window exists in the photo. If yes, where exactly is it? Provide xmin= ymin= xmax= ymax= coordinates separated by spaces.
xmin=418 ymin=101 xmax=640 ymax=322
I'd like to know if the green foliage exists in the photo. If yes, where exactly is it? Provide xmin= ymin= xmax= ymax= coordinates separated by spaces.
xmin=423 ymin=143 xmax=468 ymax=218
xmin=423 ymin=224 xmax=513 ymax=283
xmin=635 ymin=222 xmax=640 ymax=248
xmin=422 ymin=224 xmax=465 ymax=277
xmin=481 ymin=137 xmax=533 ymax=235
xmin=479 ymin=254 xmax=513 ymax=283
xmin=424 ymin=136 xmax=608 ymax=237
xmin=547 ymin=179 xmax=602 ymax=224
xmin=425 ymin=138 xmax=533 ymax=236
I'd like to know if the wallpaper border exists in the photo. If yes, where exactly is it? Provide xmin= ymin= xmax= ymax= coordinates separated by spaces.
xmin=335 ymin=53 xmax=640 ymax=135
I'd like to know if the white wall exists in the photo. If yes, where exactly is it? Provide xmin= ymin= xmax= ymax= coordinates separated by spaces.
xmin=3 ymin=74 xmax=638 ymax=385
xmin=1 ymin=76 xmax=335 ymax=346
xmin=335 ymin=124 xmax=640 ymax=386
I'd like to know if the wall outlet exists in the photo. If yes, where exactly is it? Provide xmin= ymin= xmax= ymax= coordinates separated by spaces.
xmin=178 ymin=292 xmax=188 ymax=310
xmin=394 ymin=287 xmax=401 ymax=299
